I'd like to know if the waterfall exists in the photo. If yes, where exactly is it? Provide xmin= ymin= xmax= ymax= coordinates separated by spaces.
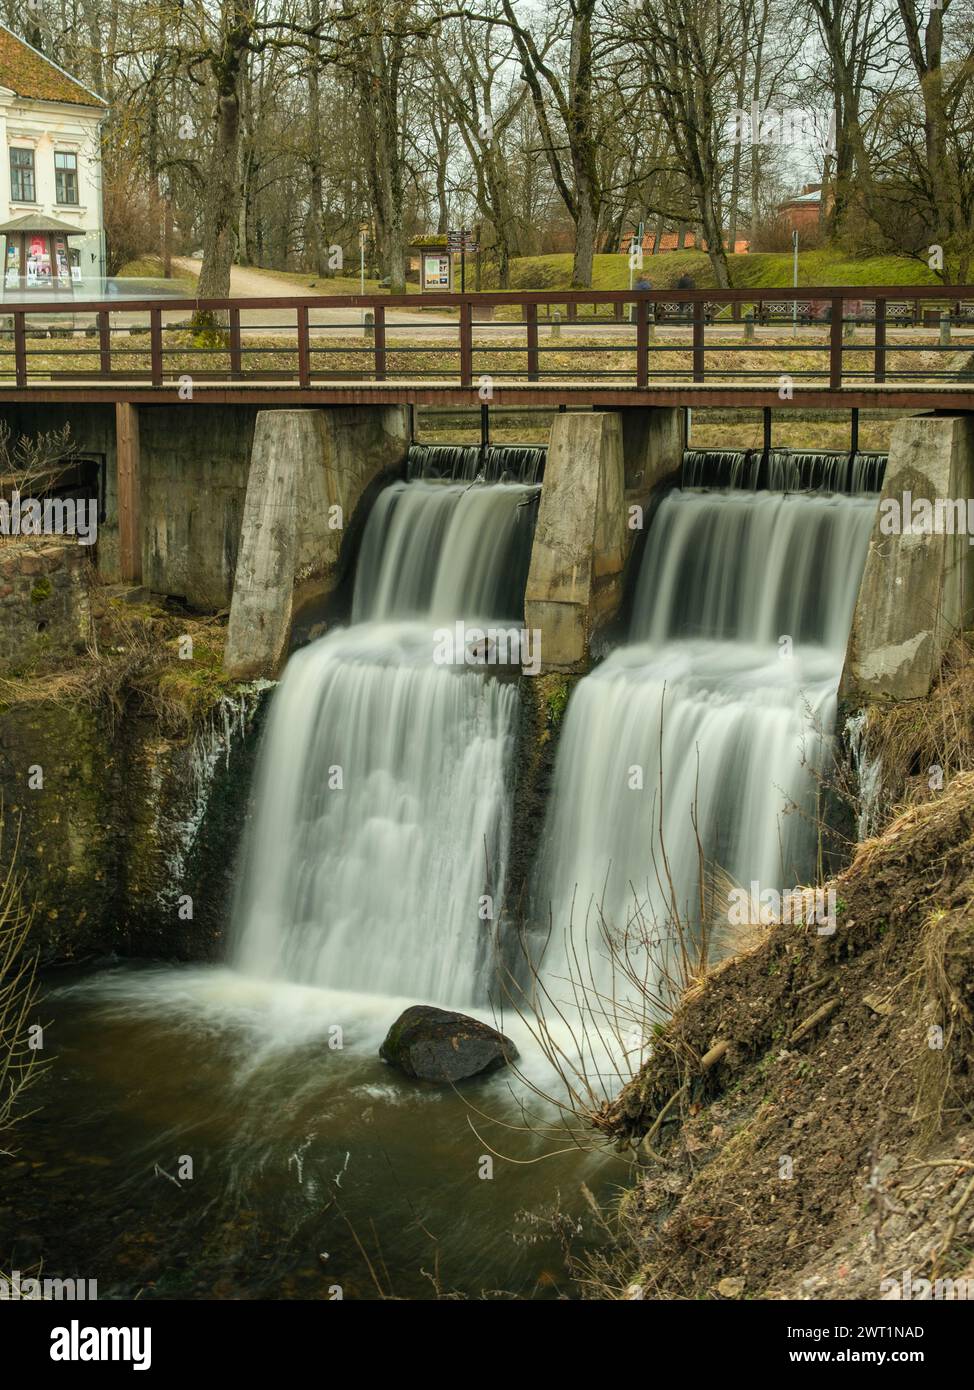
xmin=683 ymin=448 xmax=886 ymax=494
xmin=534 ymin=486 xmax=878 ymax=1008
xmin=407 ymin=442 xmax=546 ymax=485
xmin=234 ymin=471 xmax=538 ymax=1007
xmin=351 ymin=479 xmax=538 ymax=624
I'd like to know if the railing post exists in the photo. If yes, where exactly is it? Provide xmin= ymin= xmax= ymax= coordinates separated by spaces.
xmin=526 ymin=302 xmax=539 ymax=381
xmin=636 ymin=299 xmax=649 ymax=388
xmin=13 ymin=312 xmax=26 ymax=387
xmin=829 ymin=298 xmax=843 ymax=388
xmin=297 ymin=304 xmax=310 ymax=386
xmin=459 ymin=300 xmax=473 ymax=387
xmin=874 ymin=297 xmax=886 ymax=384
xmin=149 ymin=307 xmax=163 ymax=385
xmin=613 ymin=300 xmax=623 ymax=322
xmin=692 ymin=299 xmax=705 ymax=383
xmin=229 ymin=305 xmax=242 ymax=379
xmin=98 ymin=310 xmax=111 ymax=376
xmin=374 ymin=304 xmax=386 ymax=381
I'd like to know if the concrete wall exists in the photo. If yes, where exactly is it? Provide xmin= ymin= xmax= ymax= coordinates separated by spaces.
xmin=139 ymin=406 xmax=258 ymax=608
xmin=225 ymin=405 xmax=410 ymax=678
xmin=0 ymin=402 xmax=259 ymax=608
xmin=841 ymin=413 xmax=974 ymax=702
xmin=525 ymin=407 xmax=685 ymax=671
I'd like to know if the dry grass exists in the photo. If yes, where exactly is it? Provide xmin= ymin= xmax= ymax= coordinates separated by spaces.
xmin=856 ymin=633 xmax=974 ymax=825
xmin=0 ymin=328 xmax=960 ymax=387
xmin=0 ymin=420 xmax=73 ymax=495
xmin=0 ymin=593 xmax=237 ymax=736
xmin=0 ymin=814 xmax=45 ymax=1157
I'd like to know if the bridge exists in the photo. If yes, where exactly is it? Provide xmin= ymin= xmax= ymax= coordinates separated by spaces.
xmin=2 ymin=282 xmax=973 ymax=677
xmin=0 ymin=284 xmax=971 ymax=411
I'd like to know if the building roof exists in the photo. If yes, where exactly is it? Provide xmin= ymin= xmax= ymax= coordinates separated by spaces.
xmin=780 ymin=190 xmax=822 ymax=207
xmin=0 ymin=211 xmax=87 ymax=234
xmin=0 ymin=24 xmax=106 ymax=109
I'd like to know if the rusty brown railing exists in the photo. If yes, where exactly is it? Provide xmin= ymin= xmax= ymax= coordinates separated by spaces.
xmin=0 ymin=285 xmax=971 ymax=392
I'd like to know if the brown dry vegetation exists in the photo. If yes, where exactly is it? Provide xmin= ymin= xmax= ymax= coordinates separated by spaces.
xmin=0 ymin=591 xmax=237 ymax=737
xmin=0 ymin=329 xmax=966 ymax=388
xmin=586 ymin=653 xmax=974 ymax=1300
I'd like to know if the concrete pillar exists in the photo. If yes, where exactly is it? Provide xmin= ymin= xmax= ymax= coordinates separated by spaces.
xmin=225 ymin=405 xmax=409 ymax=678
xmin=525 ymin=412 xmax=625 ymax=671
xmin=525 ymin=407 xmax=686 ymax=672
xmin=619 ymin=405 xmax=685 ymax=493
xmin=840 ymin=414 xmax=974 ymax=702
xmin=115 ymin=402 xmax=142 ymax=583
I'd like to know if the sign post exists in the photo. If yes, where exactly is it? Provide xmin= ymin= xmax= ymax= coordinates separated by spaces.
xmin=448 ymin=227 xmax=479 ymax=294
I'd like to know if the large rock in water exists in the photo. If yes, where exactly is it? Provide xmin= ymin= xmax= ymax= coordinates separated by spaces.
xmin=379 ymin=1005 xmax=519 ymax=1083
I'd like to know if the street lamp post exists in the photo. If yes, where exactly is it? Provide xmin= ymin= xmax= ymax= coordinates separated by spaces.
xmin=792 ymin=228 xmax=799 ymax=339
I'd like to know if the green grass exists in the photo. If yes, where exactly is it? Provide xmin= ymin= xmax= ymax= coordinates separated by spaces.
xmin=493 ymin=248 xmax=940 ymax=293
xmin=116 ymin=255 xmax=196 ymax=290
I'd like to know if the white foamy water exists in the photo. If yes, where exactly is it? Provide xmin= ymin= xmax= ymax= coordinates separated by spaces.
xmin=534 ymin=488 xmax=878 ymax=1008
xmin=232 ymin=623 xmax=518 ymax=1004
xmin=233 ymin=476 xmax=538 ymax=1007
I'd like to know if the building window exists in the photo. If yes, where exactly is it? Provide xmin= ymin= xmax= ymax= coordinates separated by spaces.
xmin=10 ymin=147 xmax=35 ymax=202
xmin=55 ymin=151 xmax=79 ymax=205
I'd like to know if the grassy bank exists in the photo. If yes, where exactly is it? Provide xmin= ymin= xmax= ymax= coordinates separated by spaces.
xmin=494 ymin=249 xmax=941 ymax=293
xmin=116 ymin=255 xmax=197 ymax=291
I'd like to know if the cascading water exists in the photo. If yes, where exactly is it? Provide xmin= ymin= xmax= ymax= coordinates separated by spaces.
xmin=683 ymin=447 xmax=887 ymax=494
xmin=234 ymin=470 xmax=540 ymax=1007
xmin=406 ymin=441 xmax=546 ymax=485
xmin=534 ymin=484 xmax=878 ymax=1006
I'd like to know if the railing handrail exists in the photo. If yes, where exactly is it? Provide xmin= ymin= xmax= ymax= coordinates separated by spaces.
xmin=0 ymin=284 xmax=971 ymax=314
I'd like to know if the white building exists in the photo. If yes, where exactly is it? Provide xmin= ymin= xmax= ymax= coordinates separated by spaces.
xmin=0 ymin=24 xmax=106 ymax=288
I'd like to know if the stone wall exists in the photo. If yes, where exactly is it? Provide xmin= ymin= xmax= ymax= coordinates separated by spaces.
xmin=0 ymin=539 xmax=91 ymax=673
xmin=0 ymin=689 xmax=267 ymax=964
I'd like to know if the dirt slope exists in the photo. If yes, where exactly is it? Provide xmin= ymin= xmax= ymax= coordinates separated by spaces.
xmin=591 ymin=772 xmax=974 ymax=1300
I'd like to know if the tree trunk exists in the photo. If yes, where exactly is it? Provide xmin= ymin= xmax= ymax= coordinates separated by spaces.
xmin=572 ymin=192 xmax=596 ymax=288
xmin=194 ymin=86 xmax=242 ymax=312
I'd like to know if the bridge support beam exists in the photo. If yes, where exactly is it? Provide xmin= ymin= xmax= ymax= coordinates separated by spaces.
xmin=525 ymin=407 xmax=684 ymax=671
xmin=225 ymin=405 xmax=409 ymax=678
xmin=841 ymin=413 xmax=974 ymax=702
xmin=116 ymin=402 xmax=142 ymax=584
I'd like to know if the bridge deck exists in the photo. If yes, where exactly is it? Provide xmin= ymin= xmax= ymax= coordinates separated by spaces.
xmin=1 ymin=379 xmax=971 ymax=410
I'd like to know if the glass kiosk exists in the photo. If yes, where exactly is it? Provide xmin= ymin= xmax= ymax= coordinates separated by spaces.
xmin=0 ymin=213 xmax=84 ymax=300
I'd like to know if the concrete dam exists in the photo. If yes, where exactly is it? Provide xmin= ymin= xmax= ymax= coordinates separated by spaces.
xmin=5 ymin=391 xmax=974 ymax=1297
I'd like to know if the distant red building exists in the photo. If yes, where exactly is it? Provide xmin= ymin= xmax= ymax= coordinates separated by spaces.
xmin=775 ymin=185 xmax=826 ymax=233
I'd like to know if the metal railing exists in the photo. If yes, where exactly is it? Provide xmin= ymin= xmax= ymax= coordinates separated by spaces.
xmin=0 ymin=285 xmax=971 ymax=392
